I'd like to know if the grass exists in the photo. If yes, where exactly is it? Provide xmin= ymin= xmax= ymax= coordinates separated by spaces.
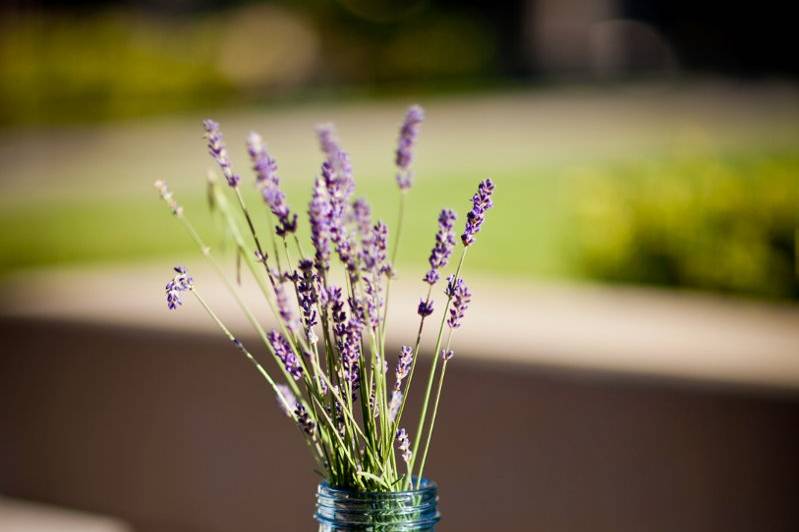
xmin=0 ymin=166 xmax=573 ymax=279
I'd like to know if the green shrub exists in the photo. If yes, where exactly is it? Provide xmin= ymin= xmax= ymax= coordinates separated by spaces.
xmin=573 ymin=151 xmax=799 ymax=299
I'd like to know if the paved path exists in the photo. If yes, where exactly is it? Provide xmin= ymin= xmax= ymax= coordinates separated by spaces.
xmin=3 ymin=263 xmax=798 ymax=390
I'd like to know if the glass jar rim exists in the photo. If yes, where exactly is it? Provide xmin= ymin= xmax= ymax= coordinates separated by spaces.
xmin=318 ymin=477 xmax=437 ymax=500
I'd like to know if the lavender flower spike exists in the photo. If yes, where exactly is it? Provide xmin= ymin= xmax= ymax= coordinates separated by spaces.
xmin=394 ymin=345 xmax=413 ymax=391
xmin=424 ymin=208 xmax=457 ymax=285
xmin=275 ymin=384 xmax=298 ymax=418
xmin=397 ymin=428 xmax=412 ymax=463
xmin=395 ymin=105 xmax=424 ymax=190
xmin=445 ymin=275 xmax=472 ymax=329
xmin=267 ymin=330 xmax=303 ymax=380
xmin=461 ymin=178 xmax=495 ymax=246
xmin=247 ymin=132 xmax=278 ymax=188
xmin=202 ymin=119 xmax=239 ymax=187
xmin=309 ymin=176 xmax=332 ymax=272
xmin=248 ymin=132 xmax=297 ymax=236
xmin=417 ymin=299 xmax=434 ymax=317
xmin=154 ymin=180 xmax=182 ymax=216
xmin=165 ymin=266 xmax=193 ymax=310
xmin=389 ymin=391 xmax=402 ymax=423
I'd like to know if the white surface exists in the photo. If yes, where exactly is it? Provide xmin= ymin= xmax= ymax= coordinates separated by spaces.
xmin=0 ymin=497 xmax=131 ymax=532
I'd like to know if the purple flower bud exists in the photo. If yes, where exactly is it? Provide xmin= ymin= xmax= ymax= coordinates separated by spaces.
xmin=445 ymin=275 xmax=472 ymax=329
xmin=274 ymin=281 xmax=298 ymax=332
xmin=165 ymin=266 xmax=193 ymax=310
xmin=203 ymin=119 xmax=239 ymax=187
xmin=461 ymin=178 xmax=495 ymax=246
xmin=309 ymin=176 xmax=332 ymax=272
xmin=417 ymin=299 xmax=434 ymax=317
xmin=154 ymin=180 xmax=183 ymax=216
xmin=295 ymin=402 xmax=316 ymax=440
xmin=268 ymin=330 xmax=303 ymax=380
xmin=394 ymin=345 xmax=413 ymax=391
xmin=396 ymin=427 xmax=412 ymax=463
xmin=275 ymin=384 xmax=297 ymax=418
xmin=395 ymin=105 xmax=424 ymax=190
xmin=247 ymin=132 xmax=297 ymax=236
xmin=316 ymin=124 xmax=355 ymax=200
xmin=389 ymin=390 xmax=402 ymax=423
xmin=441 ymin=349 xmax=454 ymax=361
xmin=424 ymin=208 xmax=457 ymax=285
xmin=352 ymin=198 xmax=372 ymax=238
xmin=297 ymin=259 xmax=319 ymax=340
xmin=247 ymin=132 xmax=278 ymax=187
xmin=360 ymin=221 xmax=390 ymax=277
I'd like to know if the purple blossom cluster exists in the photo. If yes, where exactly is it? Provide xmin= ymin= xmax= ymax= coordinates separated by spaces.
xmin=361 ymin=221 xmax=390 ymax=277
xmin=268 ymin=330 xmax=303 ymax=380
xmin=445 ymin=275 xmax=472 ymax=329
xmin=274 ymin=281 xmax=297 ymax=332
xmin=424 ymin=209 xmax=457 ymax=285
xmin=461 ymin=178 xmax=495 ymax=246
xmin=388 ymin=391 xmax=402 ymax=423
xmin=154 ymin=180 xmax=182 ymax=216
xmin=417 ymin=299 xmax=434 ymax=317
xmin=396 ymin=428 xmax=412 ymax=463
xmin=309 ymin=177 xmax=332 ymax=272
xmin=203 ymin=119 xmax=239 ymax=187
xmin=328 ymin=285 xmax=361 ymax=389
xmin=159 ymin=106 xmax=499 ymax=492
xmin=395 ymin=105 xmax=424 ymax=190
xmin=165 ymin=266 xmax=193 ymax=310
xmin=352 ymin=198 xmax=372 ymax=239
xmin=247 ymin=133 xmax=298 ymax=236
xmin=394 ymin=345 xmax=413 ymax=391
xmin=297 ymin=260 xmax=319 ymax=338
xmin=316 ymin=125 xmax=355 ymax=201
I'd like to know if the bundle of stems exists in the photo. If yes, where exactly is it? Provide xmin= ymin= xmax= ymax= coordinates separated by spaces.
xmin=158 ymin=106 xmax=495 ymax=493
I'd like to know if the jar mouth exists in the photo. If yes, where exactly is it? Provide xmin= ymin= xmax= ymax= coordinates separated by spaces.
xmin=315 ymin=477 xmax=440 ymax=528
xmin=318 ymin=477 xmax=437 ymax=499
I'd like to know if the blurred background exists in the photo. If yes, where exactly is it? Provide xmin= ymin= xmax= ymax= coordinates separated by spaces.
xmin=1 ymin=1 xmax=798 ymax=531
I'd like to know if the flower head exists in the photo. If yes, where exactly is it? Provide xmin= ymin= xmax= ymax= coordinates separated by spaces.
xmin=396 ymin=428 xmax=412 ymax=463
xmin=275 ymin=384 xmax=298 ymax=418
xmin=389 ymin=390 xmax=402 ymax=423
xmin=268 ymin=330 xmax=303 ymax=380
xmin=165 ymin=266 xmax=193 ymax=310
xmin=247 ymin=132 xmax=278 ymax=187
xmin=445 ymin=275 xmax=472 ymax=329
xmin=424 ymin=208 xmax=457 ymax=285
xmin=154 ymin=180 xmax=182 ymax=216
xmin=316 ymin=124 xmax=355 ymax=200
xmin=248 ymin=132 xmax=298 ymax=236
xmin=352 ymin=198 xmax=372 ymax=238
xmin=417 ymin=299 xmax=434 ymax=317
xmin=461 ymin=178 xmax=495 ymax=246
xmin=394 ymin=345 xmax=413 ymax=391
xmin=441 ymin=349 xmax=454 ymax=361
xmin=203 ymin=119 xmax=239 ymax=187
xmin=395 ymin=105 xmax=424 ymax=190
xmin=309 ymin=176 xmax=332 ymax=272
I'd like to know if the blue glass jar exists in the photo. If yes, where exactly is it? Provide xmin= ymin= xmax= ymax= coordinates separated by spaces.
xmin=314 ymin=478 xmax=440 ymax=531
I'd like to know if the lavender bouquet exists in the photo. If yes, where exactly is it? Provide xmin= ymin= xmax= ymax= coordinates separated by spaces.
xmin=155 ymin=106 xmax=494 ymax=498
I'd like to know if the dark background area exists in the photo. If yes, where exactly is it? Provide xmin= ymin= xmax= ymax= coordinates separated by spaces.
xmin=2 ymin=318 xmax=798 ymax=531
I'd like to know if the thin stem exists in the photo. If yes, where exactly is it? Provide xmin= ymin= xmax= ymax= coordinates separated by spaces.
xmin=414 ymin=330 xmax=453 ymax=488
xmin=405 ymin=248 xmax=467 ymax=488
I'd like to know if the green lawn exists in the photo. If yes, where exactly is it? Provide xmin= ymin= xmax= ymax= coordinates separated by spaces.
xmin=0 ymin=165 xmax=573 ymax=279
xmin=1 ymin=88 xmax=798 ymax=297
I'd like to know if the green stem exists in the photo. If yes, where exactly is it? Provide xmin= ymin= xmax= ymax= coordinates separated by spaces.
xmin=405 ymin=248 xmax=467 ymax=488
xmin=414 ymin=331 xmax=453 ymax=488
